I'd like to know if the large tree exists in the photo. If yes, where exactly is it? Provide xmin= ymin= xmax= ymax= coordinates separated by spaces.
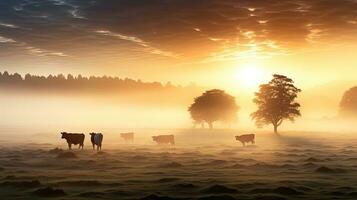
xmin=339 ymin=86 xmax=357 ymax=117
xmin=251 ymin=74 xmax=301 ymax=135
xmin=188 ymin=89 xmax=239 ymax=129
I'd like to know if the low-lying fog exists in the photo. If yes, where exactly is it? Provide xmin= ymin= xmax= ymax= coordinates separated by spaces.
xmin=1 ymin=87 xmax=357 ymax=146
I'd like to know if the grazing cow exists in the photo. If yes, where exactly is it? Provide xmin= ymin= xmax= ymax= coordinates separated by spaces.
xmin=89 ymin=133 xmax=103 ymax=151
xmin=235 ymin=134 xmax=255 ymax=146
xmin=61 ymin=132 xmax=85 ymax=150
xmin=152 ymin=135 xmax=175 ymax=145
xmin=120 ymin=132 xmax=134 ymax=143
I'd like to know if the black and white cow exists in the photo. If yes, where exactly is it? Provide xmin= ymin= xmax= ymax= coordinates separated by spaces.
xmin=89 ymin=133 xmax=103 ymax=151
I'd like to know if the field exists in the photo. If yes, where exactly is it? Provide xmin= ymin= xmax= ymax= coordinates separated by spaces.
xmin=1 ymin=130 xmax=357 ymax=200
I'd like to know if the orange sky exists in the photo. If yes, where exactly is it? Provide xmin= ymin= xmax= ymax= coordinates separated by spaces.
xmin=0 ymin=0 xmax=357 ymax=91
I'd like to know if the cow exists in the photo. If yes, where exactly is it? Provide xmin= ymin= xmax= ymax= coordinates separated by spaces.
xmin=120 ymin=132 xmax=134 ymax=143
xmin=152 ymin=135 xmax=175 ymax=145
xmin=235 ymin=134 xmax=255 ymax=146
xmin=61 ymin=132 xmax=85 ymax=150
xmin=89 ymin=133 xmax=103 ymax=151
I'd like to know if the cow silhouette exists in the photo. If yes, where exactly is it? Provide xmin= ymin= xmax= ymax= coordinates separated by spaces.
xmin=235 ymin=134 xmax=255 ymax=146
xmin=89 ymin=133 xmax=103 ymax=151
xmin=61 ymin=132 xmax=85 ymax=150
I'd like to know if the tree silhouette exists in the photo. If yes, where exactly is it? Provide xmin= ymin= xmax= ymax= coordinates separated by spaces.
xmin=251 ymin=74 xmax=301 ymax=135
xmin=339 ymin=86 xmax=357 ymax=117
xmin=188 ymin=89 xmax=239 ymax=129
xmin=0 ymin=71 xmax=174 ymax=92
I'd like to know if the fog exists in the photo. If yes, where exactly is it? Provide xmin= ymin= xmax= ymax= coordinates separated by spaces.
xmin=0 ymin=92 xmax=188 ymax=130
xmin=1 ymin=80 xmax=357 ymax=140
xmin=2 ymin=83 xmax=357 ymax=200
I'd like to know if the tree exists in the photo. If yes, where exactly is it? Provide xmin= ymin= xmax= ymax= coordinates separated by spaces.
xmin=67 ymin=74 xmax=74 ymax=81
xmin=339 ymin=86 xmax=357 ymax=117
xmin=188 ymin=89 xmax=239 ymax=129
xmin=251 ymin=74 xmax=301 ymax=135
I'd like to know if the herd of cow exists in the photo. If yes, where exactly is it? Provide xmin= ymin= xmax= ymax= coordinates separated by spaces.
xmin=60 ymin=132 xmax=255 ymax=150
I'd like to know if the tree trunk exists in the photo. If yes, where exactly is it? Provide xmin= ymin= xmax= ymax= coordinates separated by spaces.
xmin=273 ymin=119 xmax=283 ymax=136
xmin=273 ymin=124 xmax=279 ymax=136
xmin=208 ymin=122 xmax=213 ymax=129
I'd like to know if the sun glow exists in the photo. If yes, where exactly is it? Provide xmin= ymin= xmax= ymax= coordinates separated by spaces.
xmin=236 ymin=64 xmax=266 ymax=89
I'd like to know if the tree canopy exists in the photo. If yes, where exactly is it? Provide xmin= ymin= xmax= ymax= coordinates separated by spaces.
xmin=251 ymin=74 xmax=301 ymax=134
xmin=339 ymin=86 xmax=357 ymax=117
xmin=188 ymin=89 xmax=239 ymax=129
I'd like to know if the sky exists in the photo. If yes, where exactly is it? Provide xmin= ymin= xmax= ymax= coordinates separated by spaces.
xmin=1 ymin=0 xmax=357 ymax=90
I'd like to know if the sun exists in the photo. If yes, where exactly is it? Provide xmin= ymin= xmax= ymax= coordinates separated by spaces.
xmin=236 ymin=64 xmax=265 ymax=89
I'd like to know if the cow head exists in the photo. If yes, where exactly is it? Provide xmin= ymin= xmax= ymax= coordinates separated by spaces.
xmin=89 ymin=133 xmax=95 ymax=136
xmin=152 ymin=136 xmax=157 ymax=142
xmin=235 ymin=136 xmax=242 ymax=141
xmin=61 ymin=132 xmax=67 ymax=139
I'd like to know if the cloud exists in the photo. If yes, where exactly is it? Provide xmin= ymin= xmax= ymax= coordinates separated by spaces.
xmin=0 ymin=22 xmax=19 ymax=29
xmin=25 ymin=46 xmax=67 ymax=57
xmin=0 ymin=0 xmax=356 ymax=63
xmin=0 ymin=35 xmax=67 ymax=57
xmin=95 ymin=30 xmax=146 ymax=45
xmin=95 ymin=30 xmax=179 ymax=58
xmin=69 ymin=8 xmax=86 ymax=19
xmin=0 ymin=36 xmax=16 ymax=43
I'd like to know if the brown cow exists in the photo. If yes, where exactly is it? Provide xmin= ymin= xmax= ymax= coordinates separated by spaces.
xmin=152 ymin=135 xmax=175 ymax=145
xmin=235 ymin=134 xmax=255 ymax=146
xmin=120 ymin=132 xmax=134 ymax=143
xmin=61 ymin=132 xmax=85 ymax=150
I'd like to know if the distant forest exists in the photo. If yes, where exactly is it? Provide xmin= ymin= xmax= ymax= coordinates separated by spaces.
xmin=0 ymin=71 xmax=200 ymax=94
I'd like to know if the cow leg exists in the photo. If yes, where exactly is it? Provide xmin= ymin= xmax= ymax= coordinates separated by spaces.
xmin=242 ymin=142 xmax=245 ymax=147
xmin=81 ymin=143 xmax=84 ymax=150
xmin=252 ymin=140 xmax=255 ymax=145
xmin=92 ymin=144 xmax=95 ymax=150
xmin=68 ymin=143 xmax=72 ymax=150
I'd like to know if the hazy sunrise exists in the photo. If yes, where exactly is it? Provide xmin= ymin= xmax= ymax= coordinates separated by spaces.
xmin=1 ymin=1 xmax=357 ymax=200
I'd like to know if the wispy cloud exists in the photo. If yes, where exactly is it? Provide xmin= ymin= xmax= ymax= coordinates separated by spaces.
xmin=25 ymin=46 xmax=67 ymax=57
xmin=0 ymin=22 xmax=19 ymax=29
xmin=201 ymin=30 xmax=289 ymax=63
xmin=0 ymin=34 xmax=66 ymax=57
xmin=305 ymin=24 xmax=325 ymax=44
xmin=50 ymin=0 xmax=67 ymax=6
xmin=95 ymin=30 xmax=146 ymax=45
xmin=69 ymin=8 xmax=86 ymax=19
xmin=0 ymin=36 xmax=16 ymax=43
xmin=95 ymin=30 xmax=179 ymax=58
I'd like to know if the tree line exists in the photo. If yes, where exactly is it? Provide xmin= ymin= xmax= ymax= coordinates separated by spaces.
xmin=0 ymin=71 xmax=198 ymax=93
